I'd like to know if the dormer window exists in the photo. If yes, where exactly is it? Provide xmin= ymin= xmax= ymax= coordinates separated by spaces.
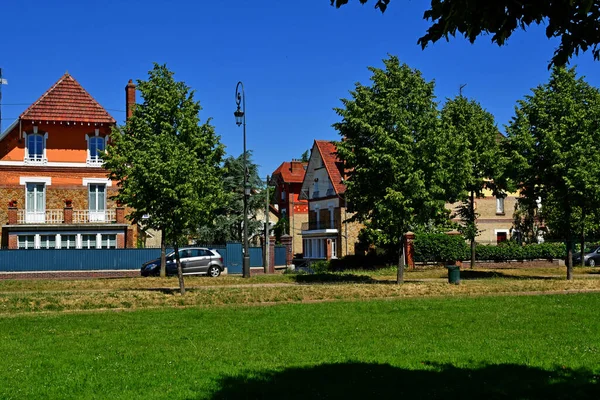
xmin=24 ymin=127 xmax=48 ymax=165
xmin=86 ymin=129 xmax=107 ymax=166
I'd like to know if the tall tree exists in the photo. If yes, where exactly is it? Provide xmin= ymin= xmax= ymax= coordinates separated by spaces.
xmin=103 ymin=64 xmax=225 ymax=294
xmin=334 ymin=55 xmax=464 ymax=284
xmin=441 ymin=95 xmax=506 ymax=268
xmin=505 ymin=67 xmax=600 ymax=280
xmin=195 ymin=151 xmax=265 ymax=244
xmin=330 ymin=0 xmax=600 ymax=66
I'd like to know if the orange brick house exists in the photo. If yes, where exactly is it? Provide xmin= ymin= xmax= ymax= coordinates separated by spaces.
xmin=271 ymin=160 xmax=308 ymax=255
xmin=300 ymin=140 xmax=363 ymax=259
xmin=0 ymin=73 xmax=138 ymax=249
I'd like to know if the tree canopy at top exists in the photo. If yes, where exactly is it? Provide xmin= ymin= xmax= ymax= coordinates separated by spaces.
xmin=330 ymin=0 xmax=600 ymax=67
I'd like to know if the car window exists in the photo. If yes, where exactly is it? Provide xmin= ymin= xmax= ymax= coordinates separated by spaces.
xmin=199 ymin=249 xmax=211 ymax=257
xmin=188 ymin=249 xmax=202 ymax=257
xmin=179 ymin=250 xmax=191 ymax=259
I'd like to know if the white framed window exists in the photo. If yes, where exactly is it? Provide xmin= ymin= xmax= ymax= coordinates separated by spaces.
xmin=330 ymin=238 xmax=337 ymax=259
xmin=18 ymin=235 xmax=36 ymax=249
xmin=39 ymin=234 xmax=57 ymax=249
xmin=81 ymin=234 xmax=98 ymax=249
xmin=25 ymin=183 xmax=46 ymax=223
xmin=23 ymin=127 xmax=48 ymax=165
xmin=281 ymin=189 xmax=286 ymax=201
xmin=88 ymin=184 xmax=106 ymax=222
xmin=85 ymin=129 xmax=107 ymax=166
xmin=61 ymin=234 xmax=77 ymax=249
xmin=101 ymin=234 xmax=117 ymax=249
xmin=496 ymin=197 xmax=505 ymax=214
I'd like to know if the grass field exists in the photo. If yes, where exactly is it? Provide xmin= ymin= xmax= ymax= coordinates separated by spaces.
xmin=1 ymin=293 xmax=599 ymax=399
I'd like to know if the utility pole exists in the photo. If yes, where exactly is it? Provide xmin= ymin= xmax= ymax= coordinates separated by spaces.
xmin=264 ymin=174 xmax=270 ymax=274
xmin=0 ymin=68 xmax=7 ymax=133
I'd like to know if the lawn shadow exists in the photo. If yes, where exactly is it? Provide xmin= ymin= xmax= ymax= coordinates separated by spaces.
xmin=292 ymin=273 xmax=377 ymax=284
xmin=459 ymin=270 xmax=556 ymax=281
xmin=206 ymin=361 xmax=599 ymax=399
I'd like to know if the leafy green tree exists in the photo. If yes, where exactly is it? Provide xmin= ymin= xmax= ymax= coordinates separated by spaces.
xmin=334 ymin=55 xmax=465 ymax=283
xmin=441 ymin=96 xmax=506 ymax=268
xmin=505 ymin=67 xmax=600 ymax=280
xmin=195 ymin=151 xmax=266 ymax=244
xmin=330 ymin=0 xmax=600 ymax=66
xmin=103 ymin=64 xmax=225 ymax=294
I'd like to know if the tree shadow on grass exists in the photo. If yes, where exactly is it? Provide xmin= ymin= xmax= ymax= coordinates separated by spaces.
xmin=292 ymin=273 xmax=377 ymax=284
xmin=207 ymin=362 xmax=599 ymax=399
xmin=459 ymin=270 xmax=556 ymax=281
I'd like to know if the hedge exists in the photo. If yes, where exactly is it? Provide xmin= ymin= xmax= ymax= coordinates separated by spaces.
xmin=413 ymin=233 xmax=566 ymax=262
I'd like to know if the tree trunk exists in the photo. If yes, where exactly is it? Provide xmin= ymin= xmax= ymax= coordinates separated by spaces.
xmin=470 ymin=190 xmax=475 ymax=269
xmin=566 ymin=224 xmax=573 ymax=281
xmin=580 ymin=207 xmax=586 ymax=268
xmin=173 ymin=241 xmax=186 ymax=296
xmin=397 ymin=236 xmax=405 ymax=284
xmin=160 ymin=228 xmax=166 ymax=278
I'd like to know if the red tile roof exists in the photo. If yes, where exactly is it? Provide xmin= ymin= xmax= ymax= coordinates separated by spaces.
xmin=272 ymin=161 xmax=307 ymax=183
xmin=20 ymin=73 xmax=116 ymax=124
xmin=315 ymin=140 xmax=346 ymax=195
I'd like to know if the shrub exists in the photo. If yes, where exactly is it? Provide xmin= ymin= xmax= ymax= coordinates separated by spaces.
xmin=310 ymin=260 xmax=331 ymax=274
xmin=413 ymin=234 xmax=468 ymax=264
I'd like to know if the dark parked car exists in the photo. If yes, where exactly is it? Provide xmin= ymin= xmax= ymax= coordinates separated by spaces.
xmin=572 ymin=246 xmax=600 ymax=267
xmin=141 ymin=247 xmax=224 ymax=277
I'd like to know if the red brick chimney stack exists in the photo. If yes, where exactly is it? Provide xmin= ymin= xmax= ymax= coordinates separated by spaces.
xmin=125 ymin=79 xmax=136 ymax=120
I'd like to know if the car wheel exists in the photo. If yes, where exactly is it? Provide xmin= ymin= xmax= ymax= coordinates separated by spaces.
xmin=208 ymin=266 xmax=221 ymax=277
xmin=589 ymin=259 xmax=595 ymax=267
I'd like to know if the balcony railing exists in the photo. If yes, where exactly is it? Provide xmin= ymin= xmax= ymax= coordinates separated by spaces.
xmin=73 ymin=209 xmax=116 ymax=223
xmin=16 ymin=209 xmax=116 ymax=224
xmin=301 ymin=219 xmax=339 ymax=231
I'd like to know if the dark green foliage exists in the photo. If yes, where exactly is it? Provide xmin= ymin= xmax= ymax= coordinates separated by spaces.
xmin=505 ymin=67 xmax=600 ymax=279
xmin=195 ymin=151 xmax=265 ymax=244
xmin=300 ymin=149 xmax=310 ymax=162
xmin=413 ymin=234 xmax=566 ymax=262
xmin=413 ymin=234 xmax=468 ymax=263
xmin=330 ymin=0 xmax=600 ymax=67
xmin=474 ymin=242 xmax=566 ymax=262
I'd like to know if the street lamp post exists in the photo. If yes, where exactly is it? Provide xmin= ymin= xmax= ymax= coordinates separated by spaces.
xmin=234 ymin=81 xmax=251 ymax=278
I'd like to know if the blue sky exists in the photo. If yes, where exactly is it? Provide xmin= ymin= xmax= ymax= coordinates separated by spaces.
xmin=1 ymin=0 xmax=599 ymax=179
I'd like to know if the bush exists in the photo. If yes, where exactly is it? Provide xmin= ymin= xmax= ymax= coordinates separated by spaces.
xmin=413 ymin=233 xmax=566 ymax=262
xmin=473 ymin=242 xmax=566 ymax=261
xmin=310 ymin=260 xmax=331 ymax=274
xmin=413 ymin=234 xmax=468 ymax=263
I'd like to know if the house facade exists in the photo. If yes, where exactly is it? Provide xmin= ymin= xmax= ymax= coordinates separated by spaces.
xmin=300 ymin=140 xmax=363 ymax=259
xmin=0 ymin=73 xmax=138 ymax=249
xmin=271 ymin=160 xmax=308 ymax=255
xmin=446 ymin=189 xmax=520 ymax=244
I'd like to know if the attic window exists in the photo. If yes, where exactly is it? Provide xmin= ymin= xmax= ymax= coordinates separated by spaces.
xmin=24 ymin=127 xmax=48 ymax=165
xmin=86 ymin=129 xmax=107 ymax=166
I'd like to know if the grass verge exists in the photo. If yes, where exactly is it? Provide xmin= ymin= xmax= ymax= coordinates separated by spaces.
xmin=0 ymin=294 xmax=599 ymax=399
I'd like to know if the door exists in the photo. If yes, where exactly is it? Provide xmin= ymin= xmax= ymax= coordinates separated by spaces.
xmin=26 ymin=183 xmax=45 ymax=223
xmin=181 ymin=249 xmax=202 ymax=274
xmin=89 ymin=184 xmax=106 ymax=222
xmin=197 ymin=249 xmax=213 ymax=273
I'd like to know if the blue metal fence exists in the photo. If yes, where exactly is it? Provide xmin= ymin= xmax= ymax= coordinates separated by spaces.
xmin=275 ymin=245 xmax=287 ymax=266
xmin=0 ymin=243 xmax=279 ymax=273
xmin=0 ymin=249 xmax=162 ymax=272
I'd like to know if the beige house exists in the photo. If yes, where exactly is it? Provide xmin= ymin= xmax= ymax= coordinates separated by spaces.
xmin=447 ymin=188 xmax=520 ymax=244
xmin=300 ymin=140 xmax=363 ymax=259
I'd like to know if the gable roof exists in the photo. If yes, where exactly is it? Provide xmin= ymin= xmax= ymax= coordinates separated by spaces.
xmin=314 ymin=140 xmax=346 ymax=195
xmin=272 ymin=161 xmax=307 ymax=184
xmin=19 ymin=73 xmax=116 ymax=124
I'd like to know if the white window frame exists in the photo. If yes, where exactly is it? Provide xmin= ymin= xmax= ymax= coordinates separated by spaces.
xmin=88 ymin=184 xmax=107 ymax=222
xmin=85 ymin=129 xmax=108 ymax=166
xmin=496 ymin=197 xmax=505 ymax=214
xmin=23 ymin=126 xmax=48 ymax=165
xmin=24 ymin=182 xmax=47 ymax=223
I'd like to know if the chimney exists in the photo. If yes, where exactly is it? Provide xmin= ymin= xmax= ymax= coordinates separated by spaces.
xmin=125 ymin=79 xmax=136 ymax=120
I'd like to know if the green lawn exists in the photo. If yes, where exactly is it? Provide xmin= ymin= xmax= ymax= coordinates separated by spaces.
xmin=1 ymin=294 xmax=599 ymax=399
